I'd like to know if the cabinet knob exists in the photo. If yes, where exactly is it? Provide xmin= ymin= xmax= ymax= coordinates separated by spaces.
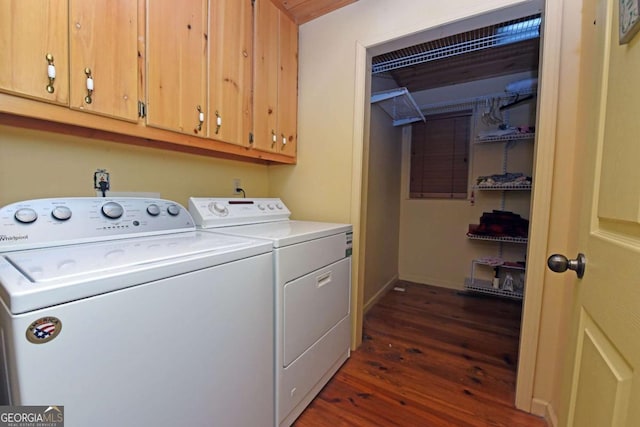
xmin=195 ymin=105 xmax=205 ymax=133
xmin=46 ymin=54 xmax=56 ymax=94
xmin=84 ymin=68 xmax=94 ymax=104
xmin=271 ymin=130 xmax=277 ymax=148
xmin=215 ymin=111 xmax=222 ymax=134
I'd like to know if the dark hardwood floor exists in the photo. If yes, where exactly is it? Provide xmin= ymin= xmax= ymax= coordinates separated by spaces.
xmin=294 ymin=281 xmax=547 ymax=427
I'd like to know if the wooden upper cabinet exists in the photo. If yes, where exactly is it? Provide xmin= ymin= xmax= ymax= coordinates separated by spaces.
xmin=254 ymin=0 xmax=279 ymax=153
xmin=0 ymin=0 xmax=295 ymax=164
xmin=0 ymin=0 xmax=69 ymax=105
xmin=254 ymin=0 xmax=298 ymax=157
xmin=146 ymin=0 xmax=208 ymax=136
xmin=277 ymin=11 xmax=298 ymax=158
xmin=209 ymin=0 xmax=253 ymax=146
xmin=69 ymin=0 xmax=139 ymax=122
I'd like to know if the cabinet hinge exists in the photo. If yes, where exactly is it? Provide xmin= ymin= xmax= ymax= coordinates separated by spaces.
xmin=249 ymin=132 xmax=254 ymax=144
xmin=251 ymin=0 xmax=255 ymax=7
xmin=138 ymin=101 xmax=146 ymax=118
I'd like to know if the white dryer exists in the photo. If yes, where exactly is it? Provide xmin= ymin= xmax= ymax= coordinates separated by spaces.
xmin=0 ymin=197 xmax=274 ymax=427
xmin=189 ymin=197 xmax=352 ymax=427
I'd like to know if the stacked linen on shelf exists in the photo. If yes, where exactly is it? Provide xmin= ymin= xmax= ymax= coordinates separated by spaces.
xmin=467 ymin=210 xmax=529 ymax=238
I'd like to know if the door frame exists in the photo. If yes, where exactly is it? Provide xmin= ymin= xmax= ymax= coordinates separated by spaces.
xmin=350 ymin=0 xmax=564 ymax=416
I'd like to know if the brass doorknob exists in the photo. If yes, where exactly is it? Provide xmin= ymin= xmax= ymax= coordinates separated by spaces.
xmin=547 ymin=253 xmax=586 ymax=279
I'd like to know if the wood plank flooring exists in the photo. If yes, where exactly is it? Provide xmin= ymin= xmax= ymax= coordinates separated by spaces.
xmin=294 ymin=281 xmax=547 ymax=427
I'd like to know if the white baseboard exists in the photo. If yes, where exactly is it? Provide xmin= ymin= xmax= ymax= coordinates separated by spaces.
xmin=545 ymin=402 xmax=558 ymax=427
xmin=398 ymin=274 xmax=465 ymax=291
xmin=531 ymin=398 xmax=557 ymax=427
xmin=363 ymin=275 xmax=398 ymax=314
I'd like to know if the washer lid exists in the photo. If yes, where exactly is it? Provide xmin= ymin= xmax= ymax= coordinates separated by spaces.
xmin=212 ymin=220 xmax=352 ymax=248
xmin=0 ymin=231 xmax=272 ymax=314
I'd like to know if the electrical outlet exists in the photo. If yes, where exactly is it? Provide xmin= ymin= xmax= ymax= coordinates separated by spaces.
xmin=94 ymin=169 xmax=110 ymax=194
xmin=233 ymin=179 xmax=241 ymax=194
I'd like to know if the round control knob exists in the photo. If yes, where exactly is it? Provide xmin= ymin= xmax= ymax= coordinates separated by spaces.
xmin=275 ymin=203 xmax=283 ymax=210
xmin=147 ymin=204 xmax=161 ymax=216
xmin=167 ymin=204 xmax=181 ymax=216
xmin=208 ymin=202 xmax=228 ymax=216
xmin=14 ymin=208 xmax=38 ymax=224
xmin=51 ymin=206 xmax=72 ymax=221
xmin=101 ymin=202 xmax=124 ymax=219
xmin=257 ymin=204 xmax=266 ymax=211
xmin=213 ymin=202 xmax=226 ymax=213
xmin=267 ymin=203 xmax=275 ymax=210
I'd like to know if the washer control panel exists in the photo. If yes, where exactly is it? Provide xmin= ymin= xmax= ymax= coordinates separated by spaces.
xmin=189 ymin=197 xmax=291 ymax=228
xmin=0 ymin=198 xmax=194 ymax=251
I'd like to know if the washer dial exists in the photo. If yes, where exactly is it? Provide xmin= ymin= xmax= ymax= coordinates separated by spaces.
xmin=147 ymin=204 xmax=161 ymax=216
xmin=101 ymin=202 xmax=124 ymax=219
xmin=167 ymin=204 xmax=181 ymax=216
xmin=51 ymin=206 xmax=72 ymax=221
xmin=15 ymin=208 xmax=38 ymax=224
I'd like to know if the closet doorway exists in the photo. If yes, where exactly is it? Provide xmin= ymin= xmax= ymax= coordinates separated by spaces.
xmin=358 ymin=0 xmax=549 ymax=412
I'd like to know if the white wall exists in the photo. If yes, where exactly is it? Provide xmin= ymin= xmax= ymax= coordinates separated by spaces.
xmin=358 ymin=76 xmax=403 ymax=309
xmin=0 ymin=125 xmax=269 ymax=208
xmin=362 ymin=101 xmax=402 ymax=308
xmin=399 ymin=72 xmax=536 ymax=289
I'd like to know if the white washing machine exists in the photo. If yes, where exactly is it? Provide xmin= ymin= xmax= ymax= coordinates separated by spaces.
xmin=0 ymin=197 xmax=274 ymax=427
xmin=189 ymin=197 xmax=352 ymax=427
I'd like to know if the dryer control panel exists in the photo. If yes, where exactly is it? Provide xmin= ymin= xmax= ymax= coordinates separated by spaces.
xmin=189 ymin=197 xmax=291 ymax=228
xmin=0 ymin=198 xmax=194 ymax=251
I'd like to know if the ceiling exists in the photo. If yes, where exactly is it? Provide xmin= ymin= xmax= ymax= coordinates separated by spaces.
xmin=272 ymin=0 xmax=358 ymax=25
xmin=372 ymin=15 xmax=541 ymax=93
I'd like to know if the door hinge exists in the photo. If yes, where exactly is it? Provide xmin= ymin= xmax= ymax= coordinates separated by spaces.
xmin=138 ymin=101 xmax=146 ymax=118
xmin=249 ymin=132 xmax=254 ymax=144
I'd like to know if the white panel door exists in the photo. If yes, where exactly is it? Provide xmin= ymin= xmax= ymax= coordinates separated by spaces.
xmin=562 ymin=0 xmax=640 ymax=425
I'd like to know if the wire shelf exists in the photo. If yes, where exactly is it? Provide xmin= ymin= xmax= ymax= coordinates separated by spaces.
xmin=464 ymin=278 xmax=524 ymax=300
xmin=474 ymin=133 xmax=535 ymax=144
xmin=473 ymin=183 xmax=531 ymax=190
xmin=372 ymin=15 xmax=541 ymax=74
xmin=466 ymin=234 xmax=528 ymax=244
xmin=371 ymin=87 xmax=426 ymax=126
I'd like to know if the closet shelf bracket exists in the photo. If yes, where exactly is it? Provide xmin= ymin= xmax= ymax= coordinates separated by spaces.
xmin=371 ymin=87 xmax=426 ymax=126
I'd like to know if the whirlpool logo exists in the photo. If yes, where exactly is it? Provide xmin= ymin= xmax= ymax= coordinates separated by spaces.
xmin=0 ymin=234 xmax=28 ymax=242
xmin=0 ymin=406 xmax=64 ymax=426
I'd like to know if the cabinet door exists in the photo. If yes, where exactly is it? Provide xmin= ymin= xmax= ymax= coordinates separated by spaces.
xmin=146 ymin=0 xmax=208 ymax=136
xmin=209 ymin=0 xmax=253 ymax=146
xmin=69 ymin=0 xmax=138 ymax=122
xmin=0 ymin=0 xmax=69 ymax=105
xmin=254 ymin=0 xmax=298 ymax=157
xmin=253 ymin=0 xmax=280 ymax=153
xmin=277 ymin=11 xmax=298 ymax=157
